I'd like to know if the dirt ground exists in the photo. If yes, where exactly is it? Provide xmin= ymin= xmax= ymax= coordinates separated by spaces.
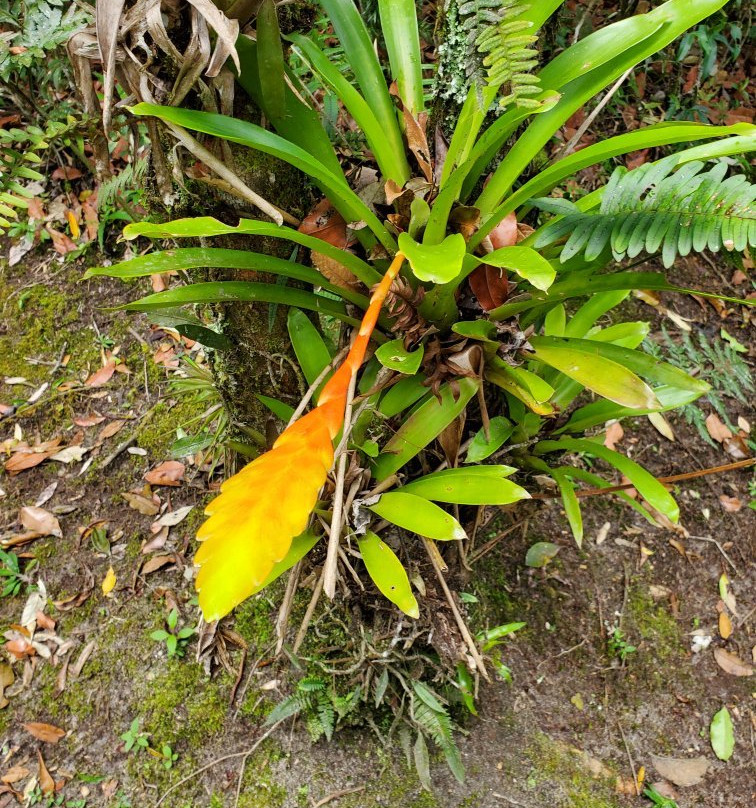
xmin=0 ymin=233 xmax=753 ymax=808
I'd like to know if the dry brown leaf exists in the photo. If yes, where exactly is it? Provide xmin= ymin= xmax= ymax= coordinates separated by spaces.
xmin=24 ymin=722 xmax=66 ymax=744
xmin=36 ymin=750 xmax=55 ymax=796
xmin=488 ymin=211 xmax=518 ymax=250
xmin=18 ymin=507 xmax=62 ymax=538
xmin=469 ymin=264 xmax=510 ymax=311
xmin=46 ymin=227 xmax=78 ymax=255
xmin=72 ymin=414 xmax=105 ymax=427
xmin=4 ymin=637 xmax=34 ymax=659
xmin=718 ymin=494 xmax=742 ymax=513
xmin=1 ymin=766 xmax=29 ymax=785
xmin=96 ymin=419 xmax=126 ymax=442
xmin=650 ymin=756 xmax=709 ymax=787
xmin=122 ymin=491 xmax=160 ymax=516
xmin=705 ymin=413 xmax=732 ymax=443
xmin=85 ymin=359 xmax=117 ymax=387
xmin=299 ymin=198 xmax=350 ymax=249
xmin=713 ymin=647 xmax=753 ymax=677
xmin=4 ymin=443 xmax=61 ymax=475
xmin=311 ymin=251 xmax=360 ymax=291
xmin=144 ymin=461 xmax=185 ymax=486
xmin=723 ymin=434 xmax=750 ymax=460
xmin=0 ymin=663 xmax=14 ymax=709
xmin=141 ymin=554 xmax=176 ymax=576
xmin=604 ymin=421 xmax=624 ymax=451
xmin=35 ymin=611 xmax=56 ymax=631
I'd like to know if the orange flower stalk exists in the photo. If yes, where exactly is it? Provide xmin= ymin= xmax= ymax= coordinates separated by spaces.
xmin=194 ymin=252 xmax=406 ymax=621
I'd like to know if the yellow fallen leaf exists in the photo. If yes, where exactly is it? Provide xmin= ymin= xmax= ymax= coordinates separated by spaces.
xmin=102 ymin=566 xmax=116 ymax=596
xmin=719 ymin=612 xmax=733 ymax=640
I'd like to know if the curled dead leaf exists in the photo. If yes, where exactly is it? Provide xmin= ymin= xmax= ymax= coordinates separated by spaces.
xmin=18 ymin=507 xmax=62 ymax=538
xmin=23 ymin=722 xmax=66 ymax=744
xmin=144 ymin=461 xmax=185 ymax=487
xmin=36 ymin=749 xmax=55 ymax=796
xmin=141 ymin=554 xmax=176 ymax=576
xmin=85 ymin=360 xmax=116 ymax=387
xmin=713 ymin=646 xmax=753 ymax=677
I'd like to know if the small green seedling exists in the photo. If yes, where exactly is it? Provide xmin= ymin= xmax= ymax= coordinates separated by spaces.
xmin=0 ymin=549 xmax=36 ymax=598
xmin=159 ymin=744 xmax=178 ymax=769
xmin=120 ymin=718 xmax=149 ymax=754
xmin=607 ymin=625 xmax=637 ymax=662
xmin=643 ymin=785 xmax=679 ymax=807
xmin=150 ymin=608 xmax=196 ymax=658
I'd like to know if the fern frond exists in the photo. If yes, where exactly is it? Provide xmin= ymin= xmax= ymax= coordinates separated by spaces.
xmin=534 ymin=156 xmax=756 ymax=267
xmin=96 ymin=158 xmax=148 ymax=211
xmin=459 ymin=0 xmax=542 ymax=109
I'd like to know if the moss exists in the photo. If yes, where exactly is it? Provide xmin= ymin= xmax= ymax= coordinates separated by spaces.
xmin=524 ymin=733 xmax=621 ymax=808
xmin=234 ymin=595 xmax=275 ymax=650
xmin=141 ymin=659 xmax=229 ymax=749
xmin=133 ymin=397 xmax=206 ymax=458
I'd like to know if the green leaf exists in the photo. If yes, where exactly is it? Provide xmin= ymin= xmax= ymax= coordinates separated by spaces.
xmin=550 ymin=468 xmax=583 ymax=548
xmin=373 ymin=378 xmax=479 ymax=481
xmin=535 ymin=437 xmax=679 ymax=522
xmin=289 ymin=32 xmax=410 ymax=184
xmin=413 ymin=681 xmax=446 ymax=713
xmin=256 ymin=0 xmax=286 ymax=120
xmin=479 ymin=246 xmax=556 ymax=291
xmin=710 ymin=706 xmax=735 ymax=761
xmin=129 ymin=103 xmax=396 ymax=251
xmin=287 ymin=309 xmax=333 ymax=389
xmin=484 ymin=357 xmax=555 ymax=415
xmin=527 ymin=337 xmax=660 ymax=409
xmin=398 ymin=232 xmax=467 ymax=284
xmin=377 ymin=0 xmax=424 ymax=114
xmin=525 ymin=542 xmax=560 ymax=567
xmin=401 ymin=466 xmax=528 ymax=506
xmin=377 ymin=374 xmax=429 ymax=417
xmin=358 ymin=531 xmax=419 ymax=618
xmin=255 ymin=394 xmax=295 ymax=422
xmin=118 ymin=281 xmax=362 ymax=328
xmin=413 ymin=732 xmax=431 ymax=791
xmin=465 ymin=417 xmax=514 ymax=463
xmin=451 ymin=320 xmax=498 ymax=343
xmin=375 ymin=338 xmax=424 ymax=375
xmin=368 ymin=492 xmax=467 ymax=541
xmin=86 ymin=246 xmax=369 ymax=308
xmin=120 ymin=216 xmax=379 ymax=286
xmin=251 ymin=531 xmax=321 ymax=595
xmin=531 ymin=336 xmax=710 ymax=394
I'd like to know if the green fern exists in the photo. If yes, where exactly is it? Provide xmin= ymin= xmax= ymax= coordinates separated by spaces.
xmin=437 ymin=0 xmax=541 ymax=109
xmin=462 ymin=0 xmax=541 ymax=109
xmin=411 ymin=683 xmax=464 ymax=784
xmin=643 ymin=328 xmax=754 ymax=447
xmin=533 ymin=156 xmax=756 ymax=267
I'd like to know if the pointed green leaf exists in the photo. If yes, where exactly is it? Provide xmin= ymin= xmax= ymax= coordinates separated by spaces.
xmin=525 ymin=542 xmax=560 ymax=567
xmin=401 ymin=466 xmax=528 ymax=506
xmin=373 ymin=378 xmax=479 ymax=481
xmin=357 ymin=530 xmax=419 ymax=618
xmin=287 ymin=308 xmax=332 ymax=388
xmin=710 ymin=706 xmax=734 ymax=762
xmin=368 ymin=492 xmax=467 ymax=541
xmin=465 ymin=417 xmax=514 ymax=463
xmin=535 ymin=437 xmax=679 ymax=522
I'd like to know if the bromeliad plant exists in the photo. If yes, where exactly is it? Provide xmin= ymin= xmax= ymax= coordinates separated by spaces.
xmin=90 ymin=0 xmax=755 ymax=641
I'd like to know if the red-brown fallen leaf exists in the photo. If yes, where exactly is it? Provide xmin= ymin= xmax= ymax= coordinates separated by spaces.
xmin=96 ymin=419 xmax=126 ymax=443
xmin=52 ymin=166 xmax=83 ymax=181
xmin=488 ymin=211 xmax=518 ymax=250
xmin=141 ymin=554 xmax=176 ymax=576
xmin=713 ymin=647 xmax=753 ymax=677
xmin=18 ymin=506 xmax=62 ymax=538
xmin=81 ymin=201 xmax=99 ymax=241
xmin=144 ymin=461 xmax=185 ymax=486
xmin=122 ymin=491 xmax=160 ymax=516
xmin=152 ymin=346 xmax=178 ymax=368
xmin=4 ymin=637 xmax=35 ymax=659
xmin=26 ymin=197 xmax=45 ymax=220
xmin=45 ymin=227 xmax=78 ymax=256
xmin=35 ymin=611 xmax=56 ymax=631
xmin=723 ymin=434 xmax=750 ymax=461
xmin=36 ymin=750 xmax=55 ymax=796
xmin=682 ymin=65 xmax=699 ymax=94
xmin=150 ymin=273 xmax=169 ymax=293
xmin=24 ymin=722 xmax=66 ymax=744
xmin=311 ymin=251 xmax=361 ymax=292
xmin=1 ymin=766 xmax=29 ymax=785
xmin=705 ymin=413 xmax=732 ymax=443
xmin=604 ymin=421 xmax=625 ymax=451
xmin=85 ymin=359 xmax=116 ymax=387
xmin=4 ymin=447 xmax=59 ymax=475
xmin=73 ymin=414 xmax=105 ymax=427
xmin=298 ymin=198 xmax=350 ymax=249
xmin=468 ymin=264 xmax=510 ymax=311
xmin=718 ymin=494 xmax=742 ymax=513
xmin=626 ymin=149 xmax=650 ymax=170
xmin=731 ymin=269 xmax=747 ymax=285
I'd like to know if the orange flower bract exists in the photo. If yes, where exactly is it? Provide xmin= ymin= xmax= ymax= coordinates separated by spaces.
xmin=194 ymin=252 xmax=406 ymax=622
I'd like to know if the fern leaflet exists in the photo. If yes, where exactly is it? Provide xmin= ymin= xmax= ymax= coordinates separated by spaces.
xmin=533 ymin=156 xmax=756 ymax=267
